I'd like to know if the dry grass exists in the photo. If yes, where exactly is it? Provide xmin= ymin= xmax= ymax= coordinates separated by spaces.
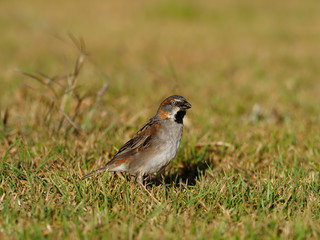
xmin=1 ymin=0 xmax=320 ymax=239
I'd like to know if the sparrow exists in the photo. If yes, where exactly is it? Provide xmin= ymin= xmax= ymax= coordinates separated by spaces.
xmin=81 ymin=95 xmax=191 ymax=184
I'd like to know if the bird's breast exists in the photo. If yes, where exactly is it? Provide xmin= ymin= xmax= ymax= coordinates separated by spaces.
xmin=142 ymin=121 xmax=183 ymax=174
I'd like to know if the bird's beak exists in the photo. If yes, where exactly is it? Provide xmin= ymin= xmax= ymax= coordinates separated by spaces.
xmin=179 ymin=101 xmax=191 ymax=110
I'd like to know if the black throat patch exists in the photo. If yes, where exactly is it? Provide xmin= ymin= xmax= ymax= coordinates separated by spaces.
xmin=175 ymin=110 xmax=186 ymax=124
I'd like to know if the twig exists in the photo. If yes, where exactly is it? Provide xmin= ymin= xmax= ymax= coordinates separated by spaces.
xmin=2 ymin=108 xmax=9 ymax=127
xmin=20 ymin=35 xmax=109 ymax=134
xmin=58 ymin=108 xmax=81 ymax=132
xmin=23 ymin=83 xmax=81 ymax=133
xmin=18 ymin=69 xmax=58 ymax=98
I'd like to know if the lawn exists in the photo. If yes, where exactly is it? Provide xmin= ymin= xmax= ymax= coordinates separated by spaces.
xmin=1 ymin=0 xmax=320 ymax=239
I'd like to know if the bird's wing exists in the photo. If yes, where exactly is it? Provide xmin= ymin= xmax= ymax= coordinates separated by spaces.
xmin=106 ymin=118 xmax=161 ymax=167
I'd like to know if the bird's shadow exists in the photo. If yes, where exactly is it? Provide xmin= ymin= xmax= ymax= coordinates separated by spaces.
xmin=148 ymin=159 xmax=212 ymax=187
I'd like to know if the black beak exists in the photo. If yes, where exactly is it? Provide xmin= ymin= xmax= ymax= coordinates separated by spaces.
xmin=178 ymin=101 xmax=191 ymax=110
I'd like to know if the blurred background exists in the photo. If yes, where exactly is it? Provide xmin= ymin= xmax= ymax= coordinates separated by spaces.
xmin=1 ymin=0 xmax=320 ymax=137
xmin=1 ymin=1 xmax=320 ymax=238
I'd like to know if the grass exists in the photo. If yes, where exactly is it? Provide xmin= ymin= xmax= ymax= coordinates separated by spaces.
xmin=1 ymin=0 xmax=320 ymax=239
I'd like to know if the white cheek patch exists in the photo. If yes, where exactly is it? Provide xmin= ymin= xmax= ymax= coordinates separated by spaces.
xmin=167 ymin=107 xmax=180 ymax=119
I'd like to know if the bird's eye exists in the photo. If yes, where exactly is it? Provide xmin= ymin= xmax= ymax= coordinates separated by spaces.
xmin=174 ymin=100 xmax=181 ymax=106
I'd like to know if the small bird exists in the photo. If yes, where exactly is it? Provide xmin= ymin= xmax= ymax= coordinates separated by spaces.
xmin=81 ymin=95 xmax=191 ymax=184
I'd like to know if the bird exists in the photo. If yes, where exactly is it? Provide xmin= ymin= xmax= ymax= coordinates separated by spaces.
xmin=81 ymin=95 xmax=191 ymax=184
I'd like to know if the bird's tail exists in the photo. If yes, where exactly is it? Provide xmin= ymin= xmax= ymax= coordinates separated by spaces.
xmin=81 ymin=166 xmax=108 ymax=180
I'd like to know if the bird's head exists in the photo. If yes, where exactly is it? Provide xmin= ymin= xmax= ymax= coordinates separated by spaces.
xmin=157 ymin=95 xmax=191 ymax=123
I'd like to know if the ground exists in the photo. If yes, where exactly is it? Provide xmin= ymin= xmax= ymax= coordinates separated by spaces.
xmin=0 ymin=0 xmax=320 ymax=239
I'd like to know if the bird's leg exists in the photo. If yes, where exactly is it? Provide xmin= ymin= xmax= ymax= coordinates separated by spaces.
xmin=135 ymin=172 xmax=144 ymax=185
xmin=110 ymin=172 xmax=115 ymax=182
xmin=136 ymin=172 xmax=160 ymax=204
xmin=116 ymin=172 xmax=127 ymax=181
xmin=156 ymin=167 xmax=167 ymax=182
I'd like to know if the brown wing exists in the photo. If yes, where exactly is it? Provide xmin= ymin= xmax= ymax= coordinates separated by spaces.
xmin=106 ymin=118 xmax=160 ymax=167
